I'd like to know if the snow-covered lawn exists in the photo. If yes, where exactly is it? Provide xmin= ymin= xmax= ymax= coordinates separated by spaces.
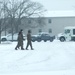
xmin=0 ymin=40 xmax=75 ymax=75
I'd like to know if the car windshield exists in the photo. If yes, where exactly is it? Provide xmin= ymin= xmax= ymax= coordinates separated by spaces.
xmin=64 ymin=29 xmax=70 ymax=34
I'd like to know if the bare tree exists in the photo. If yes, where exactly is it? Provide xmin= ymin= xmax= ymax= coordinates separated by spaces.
xmin=3 ymin=0 xmax=20 ymax=41
xmin=2 ymin=0 xmax=45 ymax=41
xmin=0 ymin=1 xmax=9 ymax=43
xmin=14 ymin=0 xmax=45 ymax=32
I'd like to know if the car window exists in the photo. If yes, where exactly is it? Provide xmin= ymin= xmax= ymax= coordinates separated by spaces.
xmin=65 ymin=29 xmax=70 ymax=34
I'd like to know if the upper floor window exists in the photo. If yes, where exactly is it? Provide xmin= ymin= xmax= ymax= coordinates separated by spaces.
xmin=28 ymin=20 xmax=31 ymax=24
xmin=38 ymin=19 xmax=42 ymax=24
xmin=48 ymin=19 xmax=51 ymax=23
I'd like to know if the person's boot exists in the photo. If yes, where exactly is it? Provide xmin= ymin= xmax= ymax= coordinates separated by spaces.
xmin=31 ymin=48 xmax=34 ymax=50
xmin=26 ymin=48 xmax=28 ymax=50
xmin=21 ymin=48 xmax=25 ymax=50
xmin=17 ymin=46 xmax=20 ymax=49
xmin=15 ymin=47 xmax=17 ymax=50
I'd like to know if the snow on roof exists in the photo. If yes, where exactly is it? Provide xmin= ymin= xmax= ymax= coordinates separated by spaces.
xmin=64 ymin=26 xmax=75 ymax=29
xmin=43 ymin=10 xmax=75 ymax=17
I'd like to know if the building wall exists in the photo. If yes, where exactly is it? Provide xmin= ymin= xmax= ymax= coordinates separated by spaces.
xmin=21 ymin=17 xmax=75 ymax=36
xmin=50 ymin=17 xmax=75 ymax=35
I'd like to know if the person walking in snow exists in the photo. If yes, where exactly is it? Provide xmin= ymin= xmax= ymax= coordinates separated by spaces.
xmin=15 ymin=29 xmax=24 ymax=50
xmin=26 ymin=30 xmax=34 ymax=50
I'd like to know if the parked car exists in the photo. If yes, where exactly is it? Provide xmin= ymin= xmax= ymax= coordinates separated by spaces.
xmin=1 ymin=36 xmax=7 ymax=41
xmin=31 ymin=32 xmax=55 ymax=42
xmin=1 ymin=33 xmax=26 ymax=41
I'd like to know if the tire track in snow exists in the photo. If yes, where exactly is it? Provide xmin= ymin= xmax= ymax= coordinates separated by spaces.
xmin=16 ymin=51 xmax=33 ymax=61
xmin=25 ymin=56 xmax=50 ymax=65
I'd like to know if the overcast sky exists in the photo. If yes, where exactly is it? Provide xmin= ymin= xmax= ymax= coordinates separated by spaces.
xmin=32 ymin=0 xmax=75 ymax=11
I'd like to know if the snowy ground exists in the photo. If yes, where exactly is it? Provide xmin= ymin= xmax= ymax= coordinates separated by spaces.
xmin=0 ymin=39 xmax=75 ymax=75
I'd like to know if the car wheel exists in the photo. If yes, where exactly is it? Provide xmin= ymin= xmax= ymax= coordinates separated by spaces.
xmin=50 ymin=38 xmax=53 ymax=42
xmin=32 ymin=40 xmax=35 ymax=42
xmin=44 ymin=40 xmax=47 ymax=42
xmin=60 ymin=37 xmax=65 ymax=42
xmin=37 ymin=39 xmax=41 ymax=42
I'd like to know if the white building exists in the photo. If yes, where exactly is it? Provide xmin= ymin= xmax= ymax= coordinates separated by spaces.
xmin=2 ymin=11 xmax=75 ymax=36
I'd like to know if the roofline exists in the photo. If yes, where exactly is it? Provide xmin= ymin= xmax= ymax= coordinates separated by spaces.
xmin=29 ymin=16 xmax=75 ymax=18
xmin=64 ymin=26 xmax=75 ymax=29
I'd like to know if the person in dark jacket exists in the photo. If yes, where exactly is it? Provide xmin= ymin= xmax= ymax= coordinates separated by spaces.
xmin=15 ymin=29 xmax=24 ymax=50
xmin=26 ymin=30 xmax=34 ymax=50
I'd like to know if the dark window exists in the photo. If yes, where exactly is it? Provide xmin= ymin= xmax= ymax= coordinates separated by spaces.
xmin=65 ymin=29 xmax=70 ymax=34
xmin=38 ymin=29 xmax=42 ymax=33
xmin=48 ymin=19 xmax=51 ymax=23
xmin=1 ymin=38 xmax=7 ymax=41
xmin=28 ymin=20 xmax=31 ymax=24
xmin=49 ymin=29 xmax=52 ymax=33
xmin=73 ymin=29 xmax=75 ymax=35
xmin=38 ymin=19 xmax=41 ymax=24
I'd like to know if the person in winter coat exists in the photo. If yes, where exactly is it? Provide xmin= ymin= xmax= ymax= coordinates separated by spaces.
xmin=26 ymin=30 xmax=34 ymax=50
xmin=15 ymin=29 xmax=24 ymax=50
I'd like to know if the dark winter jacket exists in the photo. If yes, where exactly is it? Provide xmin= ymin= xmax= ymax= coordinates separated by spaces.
xmin=27 ymin=33 xmax=32 ymax=41
xmin=17 ymin=32 xmax=23 ymax=46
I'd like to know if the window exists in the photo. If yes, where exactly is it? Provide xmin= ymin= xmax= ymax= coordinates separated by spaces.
xmin=65 ymin=29 xmax=70 ymax=34
xmin=48 ymin=19 xmax=51 ymax=23
xmin=38 ymin=29 xmax=42 ymax=33
xmin=48 ymin=29 xmax=52 ymax=33
xmin=38 ymin=19 xmax=41 ymax=24
xmin=28 ymin=20 xmax=31 ymax=24
xmin=73 ymin=29 xmax=75 ymax=35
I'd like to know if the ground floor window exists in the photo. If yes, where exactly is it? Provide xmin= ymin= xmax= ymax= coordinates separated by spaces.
xmin=48 ymin=29 xmax=52 ymax=33
xmin=38 ymin=29 xmax=42 ymax=33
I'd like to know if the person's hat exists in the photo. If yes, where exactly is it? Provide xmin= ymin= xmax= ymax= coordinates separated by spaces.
xmin=20 ymin=29 xmax=23 ymax=31
xmin=28 ymin=30 xmax=31 ymax=33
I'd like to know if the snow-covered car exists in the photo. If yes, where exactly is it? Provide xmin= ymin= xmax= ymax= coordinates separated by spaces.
xmin=31 ymin=32 xmax=55 ymax=42
xmin=1 ymin=33 xmax=26 ymax=41
xmin=1 ymin=36 xmax=7 ymax=41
